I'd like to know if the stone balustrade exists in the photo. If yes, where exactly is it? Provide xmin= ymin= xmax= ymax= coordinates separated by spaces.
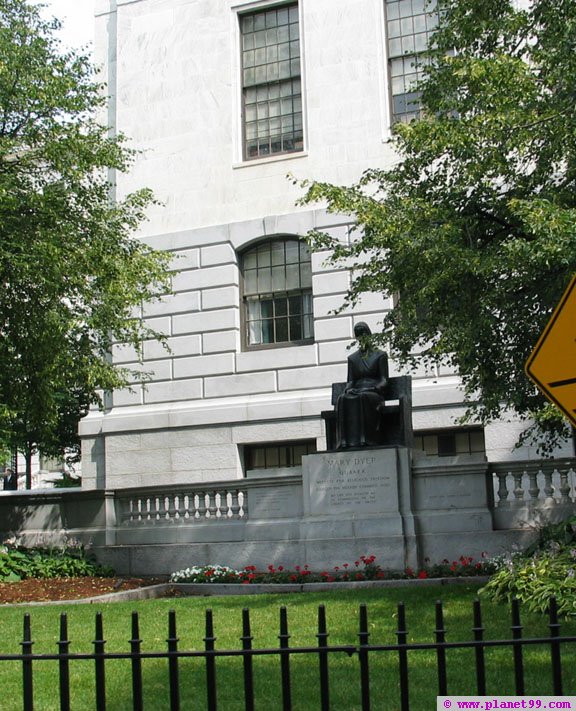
xmin=490 ymin=458 xmax=576 ymax=529
xmin=118 ymin=487 xmax=248 ymax=525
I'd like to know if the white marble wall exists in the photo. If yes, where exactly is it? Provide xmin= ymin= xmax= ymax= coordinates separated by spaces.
xmin=80 ymin=0 xmax=571 ymax=489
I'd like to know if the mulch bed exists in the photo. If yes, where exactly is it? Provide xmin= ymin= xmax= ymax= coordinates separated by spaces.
xmin=0 ymin=577 xmax=167 ymax=604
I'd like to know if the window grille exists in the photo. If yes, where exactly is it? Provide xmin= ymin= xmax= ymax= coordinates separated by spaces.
xmin=240 ymin=3 xmax=303 ymax=159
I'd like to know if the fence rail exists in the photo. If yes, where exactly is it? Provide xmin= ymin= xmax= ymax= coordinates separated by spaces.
xmin=4 ymin=598 xmax=575 ymax=711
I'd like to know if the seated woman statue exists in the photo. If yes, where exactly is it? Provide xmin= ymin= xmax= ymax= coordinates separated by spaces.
xmin=336 ymin=322 xmax=389 ymax=448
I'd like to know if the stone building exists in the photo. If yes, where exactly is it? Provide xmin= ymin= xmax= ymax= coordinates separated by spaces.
xmin=80 ymin=0 xmax=571 ymax=490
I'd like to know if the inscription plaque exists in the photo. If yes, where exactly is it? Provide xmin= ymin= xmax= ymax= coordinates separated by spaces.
xmin=247 ymin=485 xmax=303 ymax=520
xmin=304 ymin=449 xmax=400 ymax=516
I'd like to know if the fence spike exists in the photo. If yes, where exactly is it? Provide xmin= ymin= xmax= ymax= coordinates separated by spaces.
xmin=93 ymin=612 xmax=106 ymax=711
xmin=511 ymin=599 xmax=525 ymax=695
xmin=58 ymin=614 xmax=71 ymax=711
xmin=205 ymin=610 xmax=217 ymax=711
xmin=317 ymin=605 xmax=330 ymax=711
xmin=241 ymin=609 xmax=254 ymax=711
xmin=131 ymin=612 xmax=143 ymax=711
xmin=167 ymin=610 xmax=180 ymax=711
xmin=358 ymin=603 xmax=370 ymax=711
xmin=279 ymin=607 xmax=292 ymax=711
xmin=396 ymin=602 xmax=409 ymax=711
xmin=549 ymin=597 xmax=563 ymax=695
xmin=472 ymin=599 xmax=486 ymax=695
xmin=21 ymin=613 xmax=34 ymax=711
xmin=435 ymin=600 xmax=447 ymax=696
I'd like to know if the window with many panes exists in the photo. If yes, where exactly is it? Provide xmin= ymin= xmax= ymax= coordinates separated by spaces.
xmin=414 ymin=428 xmax=486 ymax=457
xmin=241 ymin=238 xmax=313 ymax=347
xmin=244 ymin=440 xmax=317 ymax=472
xmin=240 ymin=3 xmax=303 ymax=160
xmin=385 ymin=0 xmax=438 ymax=123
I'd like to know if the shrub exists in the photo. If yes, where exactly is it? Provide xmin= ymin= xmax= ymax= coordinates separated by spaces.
xmin=0 ymin=540 xmax=113 ymax=582
xmin=480 ymin=517 xmax=576 ymax=616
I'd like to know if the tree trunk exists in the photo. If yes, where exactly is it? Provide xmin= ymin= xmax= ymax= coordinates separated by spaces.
xmin=25 ymin=447 xmax=33 ymax=490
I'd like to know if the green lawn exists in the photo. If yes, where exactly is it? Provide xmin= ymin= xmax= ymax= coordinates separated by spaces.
xmin=0 ymin=583 xmax=574 ymax=710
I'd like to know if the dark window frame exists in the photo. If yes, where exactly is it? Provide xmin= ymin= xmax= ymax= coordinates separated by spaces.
xmin=240 ymin=2 xmax=304 ymax=161
xmin=243 ymin=439 xmax=317 ymax=473
xmin=240 ymin=237 xmax=314 ymax=350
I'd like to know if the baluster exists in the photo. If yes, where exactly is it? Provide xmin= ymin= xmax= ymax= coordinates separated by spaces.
xmin=215 ymin=492 xmax=222 ymax=518
xmin=206 ymin=493 xmax=217 ymax=519
xmin=513 ymin=471 xmax=525 ymax=502
xmin=154 ymin=497 xmax=161 ymax=521
xmin=528 ymin=469 xmax=540 ymax=503
xmin=174 ymin=495 xmax=181 ymax=520
xmin=544 ymin=469 xmax=555 ymax=503
xmin=183 ymin=495 xmax=191 ymax=520
xmin=145 ymin=497 xmax=152 ymax=521
xmin=129 ymin=498 xmax=135 ymax=523
xmin=197 ymin=493 xmax=207 ymax=519
xmin=239 ymin=491 xmax=246 ymax=518
xmin=137 ymin=497 xmax=143 ymax=522
xmin=229 ymin=490 xmax=239 ymax=518
xmin=225 ymin=491 xmax=234 ymax=518
xmin=497 ymin=472 xmax=510 ymax=508
xmin=559 ymin=468 xmax=571 ymax=504
xmin=163 ymin=496 xmax=171 ymax=521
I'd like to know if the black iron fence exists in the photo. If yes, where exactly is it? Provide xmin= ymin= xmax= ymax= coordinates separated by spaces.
xmin=4 ymin=598 xmax=575 ymax=711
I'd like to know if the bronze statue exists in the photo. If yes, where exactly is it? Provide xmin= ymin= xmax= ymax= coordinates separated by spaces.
xmin=336 ymin=322 xmax=389 ymax=448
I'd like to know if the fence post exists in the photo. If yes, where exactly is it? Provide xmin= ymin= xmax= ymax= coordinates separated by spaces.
xmin=396 ymin=602 xmax=410 ymax=711
xmin=131 ymin=612 xmax=143 ymax=711
xmin=548 ymin=597 xmax=563 ymax=695
xmin=21 ymin=613 xmax=34 ymax=711
xmin=511 ymin=599 xmax=525 ymax=695
xmin=93 ymin=612 xmax=106 ymax=711
xmin=472 ymin=599 xmax=486 ymax=695
xmin=317 ymin=605 xmax=330 ymax=711
xmin=167 ymin=610 xmax=180 ymax=711
xmin=58 ymin=614 xmax=71 ymax=711
xmin=205 ymin=609 xmax=217 ymax=711
xmin=279 ymin=606 xmax=292 ymax=711
xmin=358 ymin=603 xmax=370 ymax=711
xmin=435 ymin=601 xmax=447 ymax=696
xmin=241 ymin=609 xmax=254 ymax=711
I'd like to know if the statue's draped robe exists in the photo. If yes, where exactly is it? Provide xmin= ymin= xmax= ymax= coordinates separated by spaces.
xmin=336 ymin=349 xmax=389 ymax=448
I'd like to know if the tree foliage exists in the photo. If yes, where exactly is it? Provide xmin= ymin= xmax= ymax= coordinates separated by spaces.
xmin=0 ymin=0 xmax=171 ymax=482
xmin=299 ymin=0 xmax=576 ymax=450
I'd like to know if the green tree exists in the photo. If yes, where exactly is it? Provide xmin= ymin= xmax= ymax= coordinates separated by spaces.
xmin=299 ymin=0 xmax=576 ymax=452
xmin=0 ymin=0 xmax=171 ymax=486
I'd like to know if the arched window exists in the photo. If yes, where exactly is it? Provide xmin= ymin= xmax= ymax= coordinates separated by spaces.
xmin=241 ymin=238 xmax=313 ymax=347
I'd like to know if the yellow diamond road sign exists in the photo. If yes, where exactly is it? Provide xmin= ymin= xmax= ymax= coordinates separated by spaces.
xmin=525 ymin=273 xmax=576 ymax=429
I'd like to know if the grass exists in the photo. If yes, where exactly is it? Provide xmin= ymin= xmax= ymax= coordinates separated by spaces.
xmin=0 ymin=583 xmax=575 ymax=710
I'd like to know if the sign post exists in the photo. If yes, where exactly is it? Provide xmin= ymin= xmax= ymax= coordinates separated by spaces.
xmin=525 ymin=273 xmax=576 ymax=428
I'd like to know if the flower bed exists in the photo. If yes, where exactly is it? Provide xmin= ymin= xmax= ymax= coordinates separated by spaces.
xmin=170 ymin=554 xmax=496 ymax=585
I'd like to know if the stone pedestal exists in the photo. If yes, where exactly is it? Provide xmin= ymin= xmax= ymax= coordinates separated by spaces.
xmin=301 ymin=447 xmax=417 ymax=570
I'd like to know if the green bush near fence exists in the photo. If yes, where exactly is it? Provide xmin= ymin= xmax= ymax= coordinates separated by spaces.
xmin=0 ymin=543 xmax=113 ymax=582
xmin=481 ymin=516 xmax=576 ymax=616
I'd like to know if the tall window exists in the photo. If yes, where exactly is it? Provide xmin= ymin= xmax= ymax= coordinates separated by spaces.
xmin=385 ymin=0 xmax=438 ymax=123
xmin=242 ymin=238 xmax=313 ymax=347
xmin=240 ymin=3 xmax=303 ymax=160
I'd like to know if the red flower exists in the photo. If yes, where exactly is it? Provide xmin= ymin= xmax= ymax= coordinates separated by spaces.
xmin=290 ymin=574 xmax=298 ymax=582
xmin=418 ymin=570 xmax=428 ymax=579
xmin=405 ymin=567 xmax=414 ymax=577
xmin=355 ymin=572 xmax=365 ymax=580
xmin=343 ymin=563 xmax=349 ymax=569
xmin=268 ymin=564 xmax=275 ymax=573
xmin=278 ymin=565 xmax=284 ymax=572
xmin=376 ymin=571 xmax=385 ymax=579
xmin=295 ymin=565 xmax=301 ymax=572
